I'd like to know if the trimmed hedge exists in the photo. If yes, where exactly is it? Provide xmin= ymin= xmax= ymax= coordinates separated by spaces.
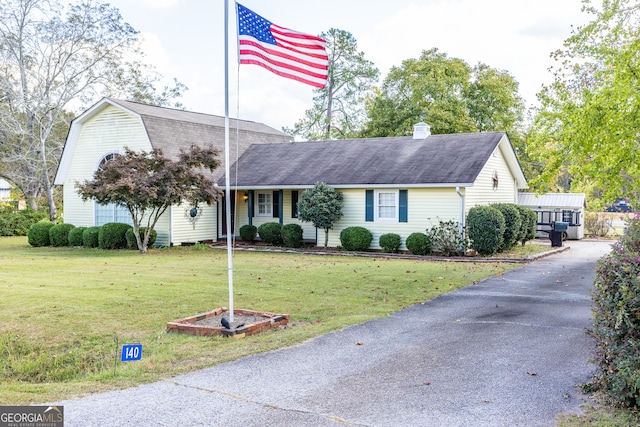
xmin=340 ymin=226 xmax=372 ymax=251
xmin=98 ymin=222 xmax=131 ymax=249
xmin=68 ymin=227 xmax=87 ymax=247
xmin=379 ymin=233 xmax=402 ymax=253
xmin=281 ymin=223 xmax=304 ymax=248
xmin=518 ymin=206 xmax=537 ymax=245
xmin=27 ymin=222 xmax=55 ymax=247
xmin=82 ymin=226 xmax=101 ymax=248
xmin=126 ymin=227 xmax=157 ymax=250
xmin=491 ymin=203 xmax=522 ymax=250
xmin=49 ymin=223 xmax=75 ymax=247
xmin=406 ymin=232 xmax=431 ymax=255
xmin=239 ymin=224 xmax=258 ymax=242
xmin=258 ymin=222 xmax=282 ymax=245
xmin=467 ymin=206 xmax=505 ymax=255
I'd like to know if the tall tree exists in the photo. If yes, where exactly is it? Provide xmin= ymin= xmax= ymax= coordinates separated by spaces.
xmin=76 ymin=145 xmax=222 ymax=254
xmin=528 ymin=0 xmax=640 ymax=206
xmin=0 ymin=0 xmax=185 ymax=220
xmin=284 ymin=29 xmax=379 ymax=140
xmin=360 ymin=48 xmax=525 ymax=137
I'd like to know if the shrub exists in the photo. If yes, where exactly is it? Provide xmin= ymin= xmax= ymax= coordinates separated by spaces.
xmin=406 ymin=232 xmax=431 ymax=255
xmin=82 ymin=226 xmax=101 ymax=248
xmin=466 ymin=206 xmax=505 ymax=255
xmin=125 ymin=227 xmax=157 ymax=250
xmin=68 ymin=227 xmax=87 ymax=247
xmin=591 ymin=215 xmax=640 ymax=407
xmin=27 ymin=221 xmax=55 ymax=247
xmin=585 ymin=212 xmax=611 ymax=237
xmin=520 ymin=207 xmax=537 ymax=245
xmin=98 ymin=222 xmax=131 ymax=249
xmin=491 ymin=203 xmax=522 ymax=250
xmin=427 ymin=220 xmax=466 ymax=256
xmin=239 ymin=224 xmax=258 ymax=242
xmin=281 ymin=223 xmax=304 ymax=248
xmin=257 ymin=222 xmax=282 ymax=245
xmin=49 ymin=223 xmax=75 ymax=247
xmin=0 ymin=207 xmax=47 ymax=236
xmin=379 ymin=233 xmax=402 ymax=253
xmin=340 ymin=226 xmax=372 ymax=251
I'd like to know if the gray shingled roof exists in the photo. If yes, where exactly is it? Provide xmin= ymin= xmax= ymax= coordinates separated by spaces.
xmin=222 ymin=132 xmax=506 ymax=187
xmin=110 ymin=99 xmax=292 ymax=181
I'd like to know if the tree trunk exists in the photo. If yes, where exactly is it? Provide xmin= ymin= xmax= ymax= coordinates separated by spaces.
xmin=325 ymin=77 xmax=334 ymax=139
xmin=324 ymin=228 xmax=329 ymax=248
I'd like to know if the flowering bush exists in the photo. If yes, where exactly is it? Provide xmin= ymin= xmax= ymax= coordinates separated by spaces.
xmin=592 ymin=214 xmax=640 ymax=407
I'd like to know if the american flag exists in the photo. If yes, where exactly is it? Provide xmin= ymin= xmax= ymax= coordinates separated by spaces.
xmin=237 ymin=3 xmax=329 ymax=89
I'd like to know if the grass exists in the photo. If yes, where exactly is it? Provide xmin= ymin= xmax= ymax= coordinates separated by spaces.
xmin=0 ymin=236 xmax=524 ymax=405
xmin=556 ymin=397 xmax=640 ymax=426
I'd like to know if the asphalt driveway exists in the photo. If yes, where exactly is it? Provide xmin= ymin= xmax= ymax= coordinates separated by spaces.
xmin=54 ymin=240 xmax=613 ymax=427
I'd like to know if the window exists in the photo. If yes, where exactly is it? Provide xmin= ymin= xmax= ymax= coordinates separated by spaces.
xmin=256 ymin=192 xmax=272 ymax=217
xmin=94 ymin=152 xmax=132 ymax=226
xmin=366 ymin=189 xmax=407 ymax=223
xmin=376 ymin=190 xmax=398 ymax=221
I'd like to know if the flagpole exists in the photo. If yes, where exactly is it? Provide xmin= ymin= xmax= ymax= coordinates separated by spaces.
xmin=224 ymin=0 xmax=234 ymax=323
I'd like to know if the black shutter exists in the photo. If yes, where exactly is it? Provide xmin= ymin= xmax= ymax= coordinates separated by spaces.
xmin=291 ymin=190 xmax=299 ymax=218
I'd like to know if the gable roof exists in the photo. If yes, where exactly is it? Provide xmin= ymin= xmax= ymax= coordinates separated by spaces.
xmin=55 ymin=98 xmax=292 ymax=185
xmin=222 ymin=132 xmax=527 ymax=189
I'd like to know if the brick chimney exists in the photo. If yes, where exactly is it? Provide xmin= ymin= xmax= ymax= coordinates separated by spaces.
xmin=413 ymin=122 xmax=431 ymax=139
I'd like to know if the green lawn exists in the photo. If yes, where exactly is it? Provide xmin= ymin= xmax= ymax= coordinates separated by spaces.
xmin=0 ymin=236 xmax=522 ymax=405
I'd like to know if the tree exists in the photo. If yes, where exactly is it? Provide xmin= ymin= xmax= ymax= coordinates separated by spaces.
xmin=297 ymin=182 xmax=344 ymax=248
xmin=76 ymin=145 xmax=222 ymax=253
xmin=0 ymin=0 xmax=185 ymax=220
xmin=528 ymin=0 xmax=640 ymax=206
xmin=284 ymin=29 xmax=379 ymax=140
xmin=360 ymin=48 xmax=525 ymax=137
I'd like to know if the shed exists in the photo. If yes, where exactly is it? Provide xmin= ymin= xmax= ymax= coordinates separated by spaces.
xmin=518 ymin=193 xmax=586 ymax=240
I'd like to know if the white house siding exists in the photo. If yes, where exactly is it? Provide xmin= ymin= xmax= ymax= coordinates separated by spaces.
xmin=62 ymin=106 xmax=152 ymax=228
xmin=171 ymin=202 xmax=217 ymax=245
xmin=231 ymin=189 xmax=323 ymax=242
xmin=326 ymin=188 xmax=461 ymax=250
xmin=465 ymin=143 xmax=518 ymax=210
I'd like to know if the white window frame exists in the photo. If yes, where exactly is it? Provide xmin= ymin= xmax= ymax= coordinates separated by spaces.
xmin=94 ymin=152 xmax=133 ymax=226
xmin=255 ymin=191 xmax=272 ymax=217
xmin=375 ymin=189 xmax=399 ymax=222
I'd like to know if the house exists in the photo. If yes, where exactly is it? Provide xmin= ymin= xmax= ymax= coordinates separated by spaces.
xmin=222 ymin=123 xmax=528 ymax=249
xmin=0 ymin=179 xmax=11 ymax=202
xmin=55 ymin=99 xmax=528 ymax=250
xmin=54 ymin=98 xmax=292 ymax=246
xmin=518 ymin=193 xmax=586 ymax=240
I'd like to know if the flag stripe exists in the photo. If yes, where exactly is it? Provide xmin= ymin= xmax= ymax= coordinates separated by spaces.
xmin=238 ymin=44 xmax=328 ymax=87
xmin=239 ymin=38 xmax=328 ymax=74
xmin=236 ymin=3 xmax=328 ymax=88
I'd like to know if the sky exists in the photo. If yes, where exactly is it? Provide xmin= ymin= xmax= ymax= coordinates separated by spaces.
xmin=104 ymin=0 xmax=592 ymax=132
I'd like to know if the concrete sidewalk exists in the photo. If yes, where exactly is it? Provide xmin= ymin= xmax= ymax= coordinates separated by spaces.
xmin=54 ymin=240 xmax=613 ymax=427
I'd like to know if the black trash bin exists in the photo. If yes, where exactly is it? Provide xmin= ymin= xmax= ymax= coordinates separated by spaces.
xmin=549 ymin=221 xmax=568 ymax=247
